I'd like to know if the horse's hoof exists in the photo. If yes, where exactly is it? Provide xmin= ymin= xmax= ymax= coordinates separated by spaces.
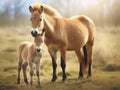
xmin=87 ymin=75 xmax=92 ymax=78
xmin=78 ymin=76 xmax=83 ymax=79
xmin=51 ymin=78 xmax=57 ymax=83
xmin=61 ymin=80 xmax=67 ymax=84
xmin=36 ymin=84 xmax=42 ymax=88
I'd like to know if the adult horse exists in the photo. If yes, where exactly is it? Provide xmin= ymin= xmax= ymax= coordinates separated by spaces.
xmin=29 ymin=3 xmax=96 ymax=82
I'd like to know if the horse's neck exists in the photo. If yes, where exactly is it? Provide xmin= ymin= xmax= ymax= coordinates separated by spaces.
xmin=43 ymin=14 xmax=55 ymax=32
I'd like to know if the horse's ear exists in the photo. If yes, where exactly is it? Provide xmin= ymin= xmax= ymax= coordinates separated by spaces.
xmin=29 ymin=6 xmax=34 ymax=13
xmin=39 ymin=5 xmax=44 ymax=14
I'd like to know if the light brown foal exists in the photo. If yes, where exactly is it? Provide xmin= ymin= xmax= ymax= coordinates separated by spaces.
xmin=29 ymin=3 xmax=96 ymax=83
xmin=17 ymin=35 xmax=43 ymax=86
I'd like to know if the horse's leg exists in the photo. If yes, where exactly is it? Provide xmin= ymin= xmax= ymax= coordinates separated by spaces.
xmin=36 ymin=61 xmax=40 ymax=86
xmin=75 ymin=49 xmax=84 ymax=78
xmin=29 ymin=61 xmax=34 ymax=85
xmin=48 ymin=48 xmax=57 ymax=82
xmin=86 ymin=43 xmax=93 ymax=77
xmin=22 ymin=61 xmax=28 ymax=85
xmin=17 ymin=57 xmax=23 ymax=84
xmin=60 ymin=47 xmax=67 ymax=82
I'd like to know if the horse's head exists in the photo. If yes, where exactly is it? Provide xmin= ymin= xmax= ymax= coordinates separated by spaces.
xmin=29 ymin=4 xmax=44 ymax=37
xmin=34 ymin=34 xmax=43 ymax=53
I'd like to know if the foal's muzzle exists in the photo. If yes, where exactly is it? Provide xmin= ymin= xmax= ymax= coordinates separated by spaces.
xmin=31 ymin=30 xmax=38 ymax=37
xmin=36 ymin=48 xmax=41 ymax=52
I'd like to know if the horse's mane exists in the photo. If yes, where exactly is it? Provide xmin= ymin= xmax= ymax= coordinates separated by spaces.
xmin=32 ymin=3 xmax=61 ymax=17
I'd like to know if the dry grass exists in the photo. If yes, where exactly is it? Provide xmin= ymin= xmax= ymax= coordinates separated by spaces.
xmin=0 ymin=26 xmax=120 ymax=90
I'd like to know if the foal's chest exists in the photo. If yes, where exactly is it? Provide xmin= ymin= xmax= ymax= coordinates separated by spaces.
xmin=33 ymin=55 xmax=41 ymax=63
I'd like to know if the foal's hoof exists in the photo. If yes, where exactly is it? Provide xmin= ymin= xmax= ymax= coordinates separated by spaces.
xmin=17 ymin=80 xmax=20 ymax=84
xmin=24 ymin=80 xmax=29 ymax=85
xmin=17 ymin=82 xmax=20 ymax=84
xmin=30 ymin=81 xmax=33 ymax=86
xmin=17 ymin=78 xmax=20 ymax=84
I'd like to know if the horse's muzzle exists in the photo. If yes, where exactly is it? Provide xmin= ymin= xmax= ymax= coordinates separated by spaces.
xmin=36 ymin=48 xmax=41 ymax=52
xmin=31 ymin=30 xmax=38 ymax=37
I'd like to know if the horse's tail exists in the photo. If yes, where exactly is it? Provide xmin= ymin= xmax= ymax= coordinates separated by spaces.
xmin=83 ymin=45 xmax=88 ymax=69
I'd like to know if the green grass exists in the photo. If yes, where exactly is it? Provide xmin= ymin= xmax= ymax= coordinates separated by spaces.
xmin=0 ymin=26 xmax=120 ymax=90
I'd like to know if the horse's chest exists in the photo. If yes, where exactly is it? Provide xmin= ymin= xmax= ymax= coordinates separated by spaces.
xmin=44 ymin=37 xmax=62 ymax=50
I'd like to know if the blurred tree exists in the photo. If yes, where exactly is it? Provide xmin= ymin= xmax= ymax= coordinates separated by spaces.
xmin=107 ymin=0 xmax=120 ymax=26
xmin=0 ymin=0 xmax=27 ymax=26
xmin=50 ymin=0 xmax=82 ymax=17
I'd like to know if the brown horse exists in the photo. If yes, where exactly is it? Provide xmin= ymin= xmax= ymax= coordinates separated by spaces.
xmin=29 ymin=3 xmax=96 ymax=82
xmin=17 ymin=35 xmax=43 ymax=86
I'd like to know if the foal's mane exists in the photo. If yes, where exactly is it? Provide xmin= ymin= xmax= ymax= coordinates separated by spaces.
xmin=32 ymin=3 xmax=61 ymax=17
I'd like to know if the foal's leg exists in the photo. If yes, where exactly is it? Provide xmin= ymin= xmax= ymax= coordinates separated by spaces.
xmin=29 ymin=61 xmax=34 ymax=85
xmin=75 ymin=49 xmax=84 ymax=78
xmin=48 ymin=48 xmax=57 ymax=82
xmin=36 ymin=61 xmax=40 ymax=86
xmin=60 ymin=47 xmax=67 ymax=82
xmin=17 ymin=57 xmax=23 ymax=84
xmin=22 ymin=61 xmax=28 ymax=84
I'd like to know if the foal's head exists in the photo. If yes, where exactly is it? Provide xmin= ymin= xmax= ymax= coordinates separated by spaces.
xmin=34 ymin=35 xmax=43 ymax=53
xmin=29 ymin=4 xmax=44 ymax=37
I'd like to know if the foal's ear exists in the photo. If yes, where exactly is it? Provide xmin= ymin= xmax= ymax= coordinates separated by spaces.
xmin=39 ymin=5 xmax=44 ymax=14
xmin=29 ymin=6 xmax=34 ymax=13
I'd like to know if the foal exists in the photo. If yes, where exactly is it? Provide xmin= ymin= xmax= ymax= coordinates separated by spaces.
xmin=17 ymin=35 xmax=43 ymax=86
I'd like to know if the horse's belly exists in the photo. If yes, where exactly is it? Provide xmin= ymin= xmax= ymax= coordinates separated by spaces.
xmin=67 ymin=42 xmax=85 ymax=50
xmin=67 ymin=34 xmax=88 ymax=50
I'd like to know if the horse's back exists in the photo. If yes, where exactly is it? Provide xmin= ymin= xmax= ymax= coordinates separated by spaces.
xmin=71 ymin=15 xmax=96 ymax=43
xmin=18 ymin=41 xmax=32 ymax=60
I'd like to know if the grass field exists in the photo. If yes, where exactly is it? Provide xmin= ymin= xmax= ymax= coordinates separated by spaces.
xmin=0 ymin=26 xmax=120 ymax=90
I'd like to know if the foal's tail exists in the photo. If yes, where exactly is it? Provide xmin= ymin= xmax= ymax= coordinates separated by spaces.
xmin=83 ymin=45 xmax=88 ymax=69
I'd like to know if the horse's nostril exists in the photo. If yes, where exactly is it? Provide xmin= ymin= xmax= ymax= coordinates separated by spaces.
xmin=36 ymin=48 xmax=41 ymax=52
xmin=31 ymin=30 xmax=38 ymax=37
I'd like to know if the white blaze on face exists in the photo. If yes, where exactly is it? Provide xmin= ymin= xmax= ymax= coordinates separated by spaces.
xmin=32 ymin=28 xmax=43 ymax=35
